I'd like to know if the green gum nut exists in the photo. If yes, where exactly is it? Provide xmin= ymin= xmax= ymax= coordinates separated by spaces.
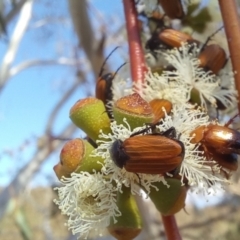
xmin=113 ymin=93 xmax=154 ymax=130
xmin=53 ymin=139 xmax=104 ymax=180
xmin=148 ymin=178 xmax=187 ymax=216
xmin=190 ymin=88 xmax=202 ymax=106
xmin=70 ymin=97 xmax=112 ymax=142
xmin=108 ymin=186 xmax=142 ymax=240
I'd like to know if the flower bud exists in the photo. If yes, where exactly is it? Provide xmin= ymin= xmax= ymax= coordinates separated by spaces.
xmin=190 ymin=88 xmax=202 ymax=106
xmin=113 ymin=93 xmax=154 ymax=129
xmin=108 ymin=186 xmax=142 ymax=240
xmin=148 ymin=178 xmax=187 ymax=216
xmin=70 ymin=97 xmax=112 ymax=142
xmin=53 ymin=139 xmax=103 ymax=180
xmin=149 ymin=98 xmax=172 ymax=123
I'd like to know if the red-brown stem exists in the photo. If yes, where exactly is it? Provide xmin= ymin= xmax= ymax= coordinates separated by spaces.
xmin=123 ymin=2 xmax=181 ymax=239
xmin=161 ymin=215 xmax=182 ymax=240
xmin=218 ymin=0 xmax=240 ymax=112
xmin=123 ymin=0 xmax=147 ymax=87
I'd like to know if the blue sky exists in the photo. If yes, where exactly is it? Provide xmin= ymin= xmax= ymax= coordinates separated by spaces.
xmin=0 ymin=0 xmax=123 ymax=186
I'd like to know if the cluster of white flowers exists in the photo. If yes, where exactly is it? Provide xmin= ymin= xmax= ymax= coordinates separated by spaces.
xmin=94 ymin=104 xmax=230 ymax=197
xmin=95 ymin=119 xmax=169 ymax=195
xmin=54 ymin=172 xmax=121 ymax=239
xmin=54 ymin=34 xmax=237 ymax=240
xmin=132 ymin=43 xmax=236 ymax=110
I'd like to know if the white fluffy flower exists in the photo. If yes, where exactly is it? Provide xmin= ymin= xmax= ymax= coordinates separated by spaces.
xmin=54 ymin=172 xmax=121 ymax=239
xmin=155 ymin=105 xmax=230 ymax=193
xmin=161 ymin=43 xmax=237 ymax=108
xmin=94 ymin=105 xmax=230 ymax=196
xmin=134 ymin=70 xmax=189 ymax=104
xmin=111 ymin=44 xmax=237 ymax=112
xmin=94 ymin=119 xmax=168 ymax=195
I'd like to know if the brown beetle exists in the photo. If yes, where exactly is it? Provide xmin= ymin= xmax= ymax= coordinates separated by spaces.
xmin=190 ymin=121 xmax=240 ymax=172
xmin=158 ymin=0 xmax=184 ymax=19
xmin=96 ymin=47 xmax=126 ymax=104
xmin=190 ymin=124 xmax=240 ymax=155
xmin=146 ymin=28 xmax=200 ymax=52
xmin=146 ymin=26 xmax=224 ymax=63
xmin=95 ymin=47 xmax=126 ymax=117
xmin=95 ymin=47 xmax=118 ymax=104
xmin=110 ymin=127 xmax=185 ymax=174
xmin=204 ymin=147 xmax=238 ymax=171
xmin=198 ymin=44 xmax=227 ymax=75
xmin=149 ymin=98 xmax=172 ymax=123
xmin=197 ymin=26 xmax=226 ymax=74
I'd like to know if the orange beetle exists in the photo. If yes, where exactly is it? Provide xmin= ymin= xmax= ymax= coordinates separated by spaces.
xmin=146 ymin=26 xmax=224 ymax=61
xmin=95 ymin=47 xmax=126 ymax=117
xmin=95 ymin=47 xmax=118 ymax=104
xmin=191 ymin=124 xmax=240 ymax=155
xmin=158 ymin=0 xmax=184 ymax=19
xmin=190 ymin=116 xmax=240 ymax=172
xmin=149 ymin=98 xmax=172 ymax=124
xmin=197 ymin=26 xmax=226 ymax=74
xmin=204 ymin=147 xmax=238 ymax=172
xmin=198 ymin=44 xmax=227 ymax=75
xmin=95 ymin=62 xmax=125 ymax=107
xmin=146 ymin=28 xmax=200 ymax=52
xmin=110 ymin=127 xmax=184 ymax=174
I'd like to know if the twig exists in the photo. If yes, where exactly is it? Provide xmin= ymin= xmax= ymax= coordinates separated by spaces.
xmin=4 ymin=0 xmax=28 ymax=24
xmin=9 ymin=58 xmax=85 ymax=78
xmin=161 ymin=215 xmax=182 ymax=240
xmin=122 ymin=0 xmax=147 ymax=86
xmin=122 ymin=1 xmax=181 ymax=239
xmin=68 ymin=0 xmax=104 ymax=78
xmin=218 ymin=0 xmax=240 ymax=112
xmin=0 ymin=0 xmax=33 ymax=92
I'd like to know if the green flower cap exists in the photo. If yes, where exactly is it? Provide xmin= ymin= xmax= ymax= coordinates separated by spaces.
xmin=70 ymin=97 xmax=112 ymax=142
xmin=108 ymin=186 xmax=142 ymax=240
xmin=113 ymin=93 xmax=154 ymax=129
xmin=53 ymin=139 xmax=104 ymax=180
xmin=148 ymin=178 xmax=187 ymax=216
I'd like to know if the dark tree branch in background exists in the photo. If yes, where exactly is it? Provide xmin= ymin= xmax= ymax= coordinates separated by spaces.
xmin=4 ymin=0 xmax=29 ymax=24
xmin=9 ymin=58 xmax=85 ymax=78
xmin=68 ymin=0 xmax=105 ymax=79
xmin=0 ymin=0 xmax=33 ymax=93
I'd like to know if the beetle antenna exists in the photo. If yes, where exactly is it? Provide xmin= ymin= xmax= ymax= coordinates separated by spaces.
xmin=135 ymin=173 xmax=142 ymax=186
xmin=99 ymin=46 xmax=119 ymax=77
xmin=111 ymin=62 xmax=127 ymax=81
xmin=225 ymin=113 xmax=240 ymax=127
xmin=201 ymin=26 xmax=224 ymax=50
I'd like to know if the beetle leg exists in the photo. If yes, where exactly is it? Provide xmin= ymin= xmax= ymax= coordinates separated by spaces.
xmin=201 ymin=26 xmax=224 ymax=51
xmin=161 ymin=127 xmax=177 ymax=138
xmin=135 ymin=173 xmax=142 ymax=186
xmin=225 ymin=112 xmax=240 ymax=127
xmin=130 ymin=122 xmax=159 ymax=137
